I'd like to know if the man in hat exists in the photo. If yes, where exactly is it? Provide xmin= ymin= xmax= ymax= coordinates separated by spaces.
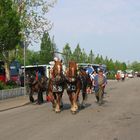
xmin=93 ymin=68 xmax=107 ymax=105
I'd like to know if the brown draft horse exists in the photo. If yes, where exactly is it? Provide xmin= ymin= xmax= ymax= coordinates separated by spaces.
xmin=65 ymin=61 xmax=81 ymax=113
xmin=27 ymin=75 xmax=48 ymax=104
xmin=47 ymin=60 xmax=65 ymax=113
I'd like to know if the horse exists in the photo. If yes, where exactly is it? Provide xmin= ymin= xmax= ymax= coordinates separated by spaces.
xmin=27 ymin=74 xmax=48 ymax=104
xmin=78 ymin=67 xmax=92 ymax=108
xmin=65 ymin=61 xmax=81 ymax=113
xmin=47 ymin=60 xmax=65 ymax=113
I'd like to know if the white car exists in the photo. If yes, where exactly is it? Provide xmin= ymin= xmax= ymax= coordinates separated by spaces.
xmin=127 ymin=73 xmax=134 ymax=78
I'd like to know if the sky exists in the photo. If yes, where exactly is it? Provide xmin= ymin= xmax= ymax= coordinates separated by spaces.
xmin=29 ymin=0 xmax=140 ymax=63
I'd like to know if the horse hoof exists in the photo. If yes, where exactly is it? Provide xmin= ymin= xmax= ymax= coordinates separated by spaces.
xmin=55 ymin=110 xmax=61 ymax=113
xmin=71 ymin=110 xmax=77 ymax=115
xmin=29 ymin=98 xmax=34 ymax=103
xmin=81 ymin=105 xmax=85 ymax=109
xmin=55 ymin=107 xmax=61 ymax=113
xmin=98 ymin=101 xmax=102 ymax=106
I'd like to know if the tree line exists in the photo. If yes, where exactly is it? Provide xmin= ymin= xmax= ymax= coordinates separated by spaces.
xmin=13 ymin=32 xmax=127 ymax=73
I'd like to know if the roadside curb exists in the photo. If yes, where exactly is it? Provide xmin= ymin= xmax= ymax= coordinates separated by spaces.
xmin=0 ymin=102 xmax=30 ymax=112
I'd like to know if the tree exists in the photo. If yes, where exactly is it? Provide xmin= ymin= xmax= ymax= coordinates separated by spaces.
xmin=107 ymin=59 xmax=115 ymax=71
xmin=39 ymin=32 xmax=54 ymax=64
xmin=88 ymin=50 xmax=94 ymax=63
xmin=62 ymin=43 xmax=72 ymax=66
xmin=72 ymin=44 xmax=82 ymax=62
xmin=81 ymin=48 xmax=88 ymax=63
xmin=16 ymin=0 xmax=57 ymax=45
xmin=0 ymin=0 xmax=21 ymax=80
xmin=121 ymin=62 xmax=127 ymax=71
xmin=129 ymin=61 xmax=140 ymax=71
xmin=94 ymin=54 xmax=101 ymax=64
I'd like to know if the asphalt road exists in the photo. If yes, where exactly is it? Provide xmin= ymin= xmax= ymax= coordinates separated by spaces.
xmin=0 ymin=78 xmax=140 ymax=140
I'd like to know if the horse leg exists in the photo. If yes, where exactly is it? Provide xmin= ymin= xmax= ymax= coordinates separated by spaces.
xmin=75 ymin=87 xmax=81 ymax=110
xmin=60 ymin=93 xmax=63 ymax=109
xmin=47 ymin=90 xmax=56 ymax=110
xmin=68 ymin=93 xmax=74 ymax=111
xmin=29 ymin=89 xmax=34 ymax=103
xmin=37 ymin=91 xmax=44 ymax=104
xmin=55 ymin=93 xmax=61 ymax=113
xmin=81 ymin=91 xmax=87 ymax=108
xmin=71 ymin=92 xmax=78 ymax=112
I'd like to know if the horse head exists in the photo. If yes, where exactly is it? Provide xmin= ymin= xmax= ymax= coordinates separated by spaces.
xmin=51 ymin=60 xmax=63 ymax=83
xmin=66 ymin=61 xmax=78 ymax=82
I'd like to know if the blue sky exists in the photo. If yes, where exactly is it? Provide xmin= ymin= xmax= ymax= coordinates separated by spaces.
xmin=30 ymin=0 xmax=140 ymax=63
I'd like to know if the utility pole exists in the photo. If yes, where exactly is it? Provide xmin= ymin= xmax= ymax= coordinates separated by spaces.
xmin=17 ymin=0 xmax=28 ymax=95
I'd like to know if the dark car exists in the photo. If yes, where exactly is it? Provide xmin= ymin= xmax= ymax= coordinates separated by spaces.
xmin=137 ymin=72 xmax=140 ymax=77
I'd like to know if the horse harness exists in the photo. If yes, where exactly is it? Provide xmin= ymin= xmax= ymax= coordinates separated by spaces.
xmin=50 ymin=62 xmax=65 ymax=93
xmin=65 ymin=67 xmax=78 ymax=92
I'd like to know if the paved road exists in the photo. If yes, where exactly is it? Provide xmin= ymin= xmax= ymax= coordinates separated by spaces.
xmin=0 ymin=78 xmax=140 ymax=140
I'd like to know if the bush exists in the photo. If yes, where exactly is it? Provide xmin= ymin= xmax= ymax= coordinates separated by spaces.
xmin=0 ymin=80 xmax=19 ymax=90
xmin=107 ymin=73 xmax=115 ymax=80
xmin=0 ymin=81 xmax=6 ymax=90
xmin=6 ymin=80 xmax=18 ymax=89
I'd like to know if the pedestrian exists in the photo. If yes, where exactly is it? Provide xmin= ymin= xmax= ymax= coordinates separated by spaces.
xmin=86 ymin=64 xmax=94 ymax=80
xmin=90 ymin=70 xmax=97 ymax=93
xmin=115 ymin=72 xmax=121 ymax=81
xmin=93 ymin=68 xmax=107 ymax=105
xmin=20 ymin=72 xmax=24 ymax=87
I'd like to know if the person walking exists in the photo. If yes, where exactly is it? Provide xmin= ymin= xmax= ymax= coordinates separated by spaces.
xmin=93 ymin=68 xmax=107 ymax=105
xmin=20 ymin=72 xmax=24 ymax=87
xmin=86 ymin=64 xmax=94 ymax=77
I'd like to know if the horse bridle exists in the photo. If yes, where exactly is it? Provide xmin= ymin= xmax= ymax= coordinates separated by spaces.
xmin=66 ymin=66 xmax=77 ymax=83
xmin=51 ymin=62 xmax=64 ymax=84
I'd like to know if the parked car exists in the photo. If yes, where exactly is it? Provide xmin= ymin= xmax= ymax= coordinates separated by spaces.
xmin=137 ymin=72 xmax=140 ymax=77
xmin=127 ymin=73 xmax=134 ymax=78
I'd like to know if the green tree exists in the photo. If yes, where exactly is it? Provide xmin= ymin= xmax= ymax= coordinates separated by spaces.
xmin=88 ymin=50 xmax=94 ymax=63
xmin=129 ymin=61 xmax=140 ymax=71
xmin=25 ymin=50 xmax=40 ymax=65
xmin=107 ymin=59 xmax=115 ymax=71
xmin=72 ymin=44 xmax=82 ymax=62
xmin=62 ymin=43 xmax=72 ymax=66
xmin=121 ymin=62 xmax=127 ymax=71
xmin=16 ymin=0 xmax=57 ymax=45
xmin=94 ymin=54 xmax=101 ymax=64
xmin=0 ymin=0 xmax=21 ymax=80
xmin=81 ymin=48 xmax=88 ymax=63
xmin=39 ymin=32 xmax=54 ymax=64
